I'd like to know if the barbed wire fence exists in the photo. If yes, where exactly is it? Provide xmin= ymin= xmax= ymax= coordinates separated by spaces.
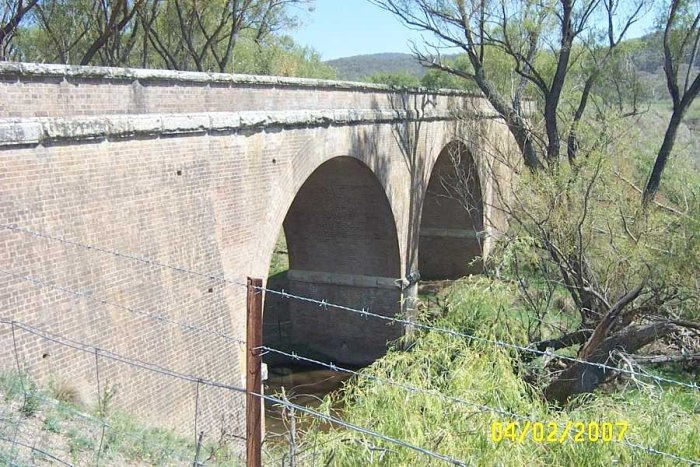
xmin=0 ymin=317 xmax=474 ymax=466
xmin=3 ymin=222 xmax=696 ymax=391
xmin=0 ymin=222 xmax=699 ymax=466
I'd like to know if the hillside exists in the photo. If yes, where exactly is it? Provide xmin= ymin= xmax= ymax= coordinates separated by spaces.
xmin=325 ymin=52 xmax=425 ymax=80
xmin=325 ymin=32 xmax=696 ymax=87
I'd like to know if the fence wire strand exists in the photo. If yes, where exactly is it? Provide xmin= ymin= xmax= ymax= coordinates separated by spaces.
xmin=257 ymin=392 xmax=468 ymax=466
xmin=2 ymin=222 xmax=696 ymax=391
xmin=259 ymin=346 xmax=700 ymax=465
xmin=0 ymin=319 xmax=247 ymax=396
xmin=258 ymin=285 xmax=700 ymax=391
xmin=0 ymin=432 xmax=74 ymax=466
xmin=0 ymin=268 xmax=245 ymax=346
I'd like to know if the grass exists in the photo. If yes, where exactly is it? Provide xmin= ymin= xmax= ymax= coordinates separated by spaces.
xmin=268 ymin=231 xmax=289 ymax=276
xmin=48 ymin=376 xmax=84 ymax=407
xmin=0 ymin=371 xmax=246 ymax=466
xmin=296 ymin=277 xmax=700 ymax=466
xmin=67 ymin=427 xmax=95 ymax=458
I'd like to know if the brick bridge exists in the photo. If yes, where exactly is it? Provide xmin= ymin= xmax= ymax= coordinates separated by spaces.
xmin=0 ymin=63 xmax=516 ymax=442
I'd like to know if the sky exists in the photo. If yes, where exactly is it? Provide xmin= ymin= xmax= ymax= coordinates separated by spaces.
xmin=291 ymin=0 xmax=427 ymax=60
xmin=291 ymin=0 xmax=658 ymax=61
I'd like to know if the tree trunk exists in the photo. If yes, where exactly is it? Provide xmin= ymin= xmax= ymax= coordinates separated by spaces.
xmin=543 ymin=322 xmax=675 ymax=405
xmin=642 ymin=108 xmax=684 ymax=207
xmin=471 ymin=69 xmax=544 ymax=171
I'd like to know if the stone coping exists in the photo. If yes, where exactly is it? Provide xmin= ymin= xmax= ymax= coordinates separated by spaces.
xmin=0 ymin=108 xmax=500 ymax=147
xmin=0 ymin=61 xmax=482 ymax=97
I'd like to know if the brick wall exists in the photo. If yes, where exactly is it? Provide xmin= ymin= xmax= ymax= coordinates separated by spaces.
xmin=0 ymin=62 xmax=490 ymax=118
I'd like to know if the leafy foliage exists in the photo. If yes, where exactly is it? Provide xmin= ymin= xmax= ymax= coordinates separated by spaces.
xmin=2 ymin=0 xmax=336 ymax=79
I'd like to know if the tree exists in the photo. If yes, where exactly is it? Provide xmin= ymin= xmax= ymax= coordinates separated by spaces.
xmin=81 ymin=0 xmax=144 ymax=66
xmin=28 ymin=0 xmax=145 ymax=66
xmin=0 ymin=0 xmax=38 ymax=60
xmin=371 ymin=0 xmax=647 ymax=170
xmin=643 ymin=0 xmax=700 ymax=206
xmin=376 ymin=0 xmax=700 ymax=404
xmin=141 ymin=0 xmax=311 ymax=72
xmin=7 ymin=0 xmax=315 ymax=71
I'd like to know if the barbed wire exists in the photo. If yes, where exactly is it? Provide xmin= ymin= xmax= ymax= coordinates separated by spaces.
xmin=2 ymin=223 xmax=699 ymax=463
xmin=621 ymin=441 xmax=700 ymax=466
xmin=10 ymin=247 xmax=695 ymax=400
xmin=1 ymin=319 xmax=478 ymax=466
xmin=0 ymin=223 xmax=248 ymax=287
xmin=0 ymin=320 xmax=247 ymax=397
xmin=3 ymin=326 xmax=695 ymax=466
xmin=3 ymin=222 xmax=697 ymax=391
xmin=0 ymin=267 xmax=245 ymax=347
xmin=258 ymin=285 xmax=700 ymax=391
xmin=260 ymin=346 xmax=518 ymax=418
xmin=0 ymin=390 xmax=194 ymax=465
xmin=0 ymin=262 xmax=580 ymax=433
xmin=1 ymin=319 xmax=234 ymax=464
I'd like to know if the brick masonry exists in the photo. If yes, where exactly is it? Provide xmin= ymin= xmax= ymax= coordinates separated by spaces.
xmin=0 ymin=62 xmax=518 ymax=447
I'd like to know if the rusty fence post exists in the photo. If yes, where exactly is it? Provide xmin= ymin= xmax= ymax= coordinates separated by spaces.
xmin=246 ymin=277 xmax=263 ymax=467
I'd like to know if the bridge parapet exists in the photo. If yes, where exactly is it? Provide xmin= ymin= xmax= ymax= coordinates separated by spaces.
xmin=0 ymin=62 xmax=492 ymax=119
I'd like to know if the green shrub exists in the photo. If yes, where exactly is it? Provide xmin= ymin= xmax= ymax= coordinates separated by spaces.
xmin=42 ymin=415 xmax=61 ymax=434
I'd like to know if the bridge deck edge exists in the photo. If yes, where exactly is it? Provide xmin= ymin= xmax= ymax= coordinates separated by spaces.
xmin=0 ymin=61 xmax=484 ymax=98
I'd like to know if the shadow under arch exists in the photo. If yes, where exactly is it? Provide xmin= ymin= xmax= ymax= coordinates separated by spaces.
xmin=263 ymin=156 xmax=403 ymax=368
xmin=418 ymin=140 xmax=484 ymax=280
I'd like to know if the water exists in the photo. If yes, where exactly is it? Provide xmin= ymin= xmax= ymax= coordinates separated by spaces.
xmin=264 ymin=366 xmax=352 ymax=437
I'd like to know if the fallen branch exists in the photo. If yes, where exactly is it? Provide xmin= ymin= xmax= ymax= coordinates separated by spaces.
xmin=664 ymin=319 xmax=700 ymax=331
xmin=629 ymin=353 xmax=700 ymax=364
xmin=543 ymin=321 xmax=675 ymax=405
xmin=579 ymin=283 xmax=645 ymax=360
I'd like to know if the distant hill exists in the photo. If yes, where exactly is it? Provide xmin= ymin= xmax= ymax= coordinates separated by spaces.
xmin=325 ymin=53 xmax=425 ymax=81
xmin=325 ymin=32 xmax=699 ymax=84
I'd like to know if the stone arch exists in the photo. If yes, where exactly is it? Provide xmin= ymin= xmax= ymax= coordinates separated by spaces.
xmin=418 ymin=141 xmax=484 ymax=280
xmin=263 ymin=156 xmax=403 ymax=366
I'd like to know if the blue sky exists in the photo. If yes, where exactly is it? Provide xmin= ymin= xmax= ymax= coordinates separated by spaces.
xmin=292 ymin=0 xmax=426 ymax=60
xmin=291 ymin=0 xmax=658 ymax=61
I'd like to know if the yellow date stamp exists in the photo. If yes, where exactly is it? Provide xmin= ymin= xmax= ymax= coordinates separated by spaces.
xmin=490 ymin=421 xmax=628 ymax=443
